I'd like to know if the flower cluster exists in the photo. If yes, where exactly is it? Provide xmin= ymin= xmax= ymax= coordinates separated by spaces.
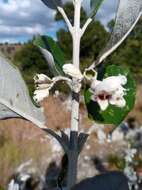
xmin=63 ymin=64 xmax=83 ymax=80
xmin=33 ymin=64 xmax=128 ymax=112
xmin=62 ymin=64 xmax=127 ymax=111
xmin=33 ymin=74 xmax=52 ymax=103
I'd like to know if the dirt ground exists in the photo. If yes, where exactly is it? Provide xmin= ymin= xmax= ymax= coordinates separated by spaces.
xmin=0 ymin=84 xmax=141 ymax=186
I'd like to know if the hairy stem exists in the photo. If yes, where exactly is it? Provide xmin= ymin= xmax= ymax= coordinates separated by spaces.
xmin=70 ymin=0 xmax=81 ymax=132
xmin=66 ymin=1 xmax=82 ymax=190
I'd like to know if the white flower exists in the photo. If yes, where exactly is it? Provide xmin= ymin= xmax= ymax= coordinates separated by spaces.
xmin=33 ymin=74 xmax=52 ymax=103
xmin=33 ymin=88 xmax=49 ymax=102
xmin=90 ymin=75 xmax=127 ymax=111
xmin=34 ymin=74 xmax=51 ymax=84
xmin=63 ymin=64 xmax=83 ymax=80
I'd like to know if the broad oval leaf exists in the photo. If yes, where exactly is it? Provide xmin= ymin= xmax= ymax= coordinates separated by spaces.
xmin=95 ymin=0 xmax=142 ymax=65
xmin=84 ymin=65 xmax=136 ymax=125
xmin=34 ymin=35 xmax=65 ymax=76
xmin=90 ymin=0 xmax=105 ymax=18
xmin=0 ymin=54 xmax=45 ymax=126
xmin=41 ymin=0 xmax=62 ymax=10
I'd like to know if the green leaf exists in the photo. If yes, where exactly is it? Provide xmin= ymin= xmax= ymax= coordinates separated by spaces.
xmin=90 ymin=0 xmax=105 ymax=18
xmin=34 ymin=35 xmax=65 ymax=76
xmin=84 ymin=65 xmax=136 ymax=126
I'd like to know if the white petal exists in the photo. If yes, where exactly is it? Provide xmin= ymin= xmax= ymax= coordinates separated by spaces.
xmin=91 ymin=79 xmax=101 ymax=91
xmin=117 ymin=98 xmax=126 ymax=107
xmin=63 ymin=64 xmax=83 ymax=80
xmin=97 ymin=99 xmax=109 ymax=111
xmin=103 ymin=75 xmax=127 ymax=86
xmin=94 ymin=75 xmax=127 ymax=94
xmin=114 ymin=86 xmax=126 ymax=96
xmin=33 ymin=89 xmax=49 ymax=102
xmin=91 ymin=94 xmax=96 ymax=101
xmin=36 ymin=83 xmax=51 ymax=90
xmin=34 ymin=74 xmax=51 ymax=84
xmin=110 ymin=97 xmax=126 ymax=108
xmin=118 ymin=75 xmax=127 ymax=85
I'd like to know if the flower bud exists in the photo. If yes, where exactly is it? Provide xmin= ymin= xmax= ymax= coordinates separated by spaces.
xmin=33 ymin=89 xmax=49 ymax=103
xmin=34 ymin=74 xmax=51 ymax=84
xmin=63 ymin=64 xmax=83 ymax=80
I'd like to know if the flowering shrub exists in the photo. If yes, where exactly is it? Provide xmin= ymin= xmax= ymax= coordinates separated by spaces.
xmin=0 ymin=0 xmax=141 ymax=189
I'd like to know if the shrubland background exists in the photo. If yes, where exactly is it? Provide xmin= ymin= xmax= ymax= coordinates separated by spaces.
xmin=0 ymin=3 xmax=142 ymax=188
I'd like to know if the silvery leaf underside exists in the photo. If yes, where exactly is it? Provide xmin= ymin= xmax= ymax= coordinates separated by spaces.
xmin=96 ymin=0 xmax=142 ymax=65
xmin=0 ymin=54 xmax=45 ymax=126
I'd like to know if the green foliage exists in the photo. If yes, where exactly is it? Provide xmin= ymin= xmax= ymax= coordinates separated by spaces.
xmin=34 ymin=35 xmax=65 ymax=75
xmin=90 ymin=0 xmax=105 ymax=18
xmin=107 ymin=154 xmax=126 ymax=170
xmin=55 ymin=2 xmax=87 ymax=26
xmin=56 ymin=28 xmax=72 ymax=60
xmin=81 ymin=21 xmax=108 ymax=66
xmin=13 ymin=41 xmax=50 ymax=95
xmin=84 ymin=65 xmax=136 ymax=125
xmin=107 ymin=20 xmax=115 ymax=32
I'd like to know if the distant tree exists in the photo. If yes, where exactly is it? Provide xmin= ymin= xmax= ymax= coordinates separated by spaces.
xmin=13 ymin=41 xmax=50 ymax=94
xmin=107 ymin=20 xmax=115 ymax=33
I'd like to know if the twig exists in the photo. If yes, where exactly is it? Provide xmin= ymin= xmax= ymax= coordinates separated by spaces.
xmin=81 ymin=18 xmax=92 ymax=37
xmin=57 ymin=6 xmax=73 ymax=34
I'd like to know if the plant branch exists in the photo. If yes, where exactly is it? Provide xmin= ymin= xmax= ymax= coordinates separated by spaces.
xmin=57 ymin=6 xmax=73 ymax=33
xmin=81 ymin=18 xmax=92 ymax=37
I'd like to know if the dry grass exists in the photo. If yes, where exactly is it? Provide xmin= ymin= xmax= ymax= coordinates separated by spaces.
xmin=0 ymin=120 xmax=51 ymax=186
xmin=127 ymin=85 xmax=142 ymax=124
xmin=0 ymin=95 xmax=72 ymax=187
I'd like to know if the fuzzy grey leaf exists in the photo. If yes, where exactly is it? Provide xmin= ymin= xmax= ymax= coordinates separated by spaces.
xmin=41 ymin=0 xmax=62 ymax=9
xmin=96 ymin=0 xmax=142 ymax=65
xmin=0 ymin=104 xmax=19 ymax=120
xmin=0 ymin=54 xmax=45 ymax=126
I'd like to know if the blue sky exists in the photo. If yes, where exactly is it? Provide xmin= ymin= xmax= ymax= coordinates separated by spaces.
xmin=0 ymin=0 xmax=118 ymax=43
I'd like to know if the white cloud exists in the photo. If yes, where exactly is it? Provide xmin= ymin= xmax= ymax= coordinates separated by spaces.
xmin=0 ymin=0 xmax=57 ymax=42
xmin=0 ymin=0 xmax=117 ymax=42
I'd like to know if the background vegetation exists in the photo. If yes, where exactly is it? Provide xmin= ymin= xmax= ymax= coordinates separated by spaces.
xmin=10 ymin=3 xmax=142 ymax=88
